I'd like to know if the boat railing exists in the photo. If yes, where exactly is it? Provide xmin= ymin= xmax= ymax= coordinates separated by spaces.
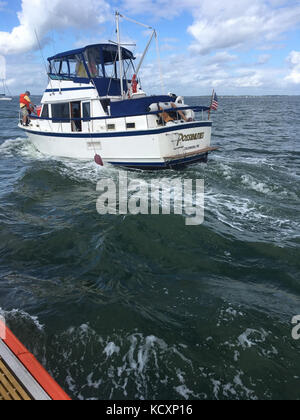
xmin=28 ymin=105 xmax=209 ymax=123
xmin=25 ymin=105 xmax=210 ymax=132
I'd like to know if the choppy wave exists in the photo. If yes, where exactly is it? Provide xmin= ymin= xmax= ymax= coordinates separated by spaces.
xmin=0 ymin=307 xmax=44 ymax=331
xmin=43 ymin=323 xmax=260 ymax=400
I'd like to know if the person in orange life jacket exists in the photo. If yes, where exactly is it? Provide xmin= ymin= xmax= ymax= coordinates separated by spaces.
xmin=20 ymin=91 xmax=34 ymax=126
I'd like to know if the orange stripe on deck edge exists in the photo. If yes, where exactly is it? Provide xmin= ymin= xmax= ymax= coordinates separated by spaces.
xmin=0 ymin=320 xmax=71 ymax=400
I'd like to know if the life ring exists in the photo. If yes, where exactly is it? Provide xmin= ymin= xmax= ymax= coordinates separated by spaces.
xmin=175 ymin=96 xmax=184 ymax=105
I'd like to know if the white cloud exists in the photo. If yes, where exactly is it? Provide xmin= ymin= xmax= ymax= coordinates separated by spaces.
xmin=188 ymin=0 xmax=300 ymax=55
xmin=120 ymin=0 xmax=199 ymax=20
xmin=233 ymin=70 xmax=264 ymax=87
xmin=257 ymin=54 xmax=272 ymax=65
xmin=139 ymin=49 xmax=291 ymax=95
xmin=163 ymin=37 xmax=179 ymax=43
xmin=5 ymin=54 xmax=46 ymax=94
xmin=258 ymin=43 xmax=286 ymax=51
xmin=205 ymin=52 xmax=238 ymax=65
xmin=160 ymin=43 xmax=176 ymax=52
xmin=285 ymin=51 xmax=300 ymax=84
xmin=0 ymin=0 xmax=111 ymax=55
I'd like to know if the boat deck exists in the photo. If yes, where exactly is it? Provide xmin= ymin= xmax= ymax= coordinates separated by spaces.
xmin=0 ymin=355 xmax=32 ymax=400
xmin=0 ymin=320 xmax=70 ymax=401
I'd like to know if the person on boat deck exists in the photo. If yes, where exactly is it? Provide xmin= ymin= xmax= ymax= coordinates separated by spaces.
xmin=72 ymin=108 xmax=81 ymax=132
xmin=20 ymin=91 xmax=34 ymax=126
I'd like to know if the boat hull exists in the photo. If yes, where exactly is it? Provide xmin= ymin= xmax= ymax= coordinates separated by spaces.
xmin=108 ymin=151 xmax=209 ymax=170
xmin=20 ymin=121 xmax=213 ymax=169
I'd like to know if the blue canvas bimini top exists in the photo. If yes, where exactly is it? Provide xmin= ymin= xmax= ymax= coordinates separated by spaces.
xmin=47 ymin=43 xmax=136 ymax=96
xmin=47 ymin=44 xmax=135 ymax=64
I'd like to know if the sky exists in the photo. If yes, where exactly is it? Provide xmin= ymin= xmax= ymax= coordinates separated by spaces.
xmin=0 ymin=0 xmax=300 ymax=95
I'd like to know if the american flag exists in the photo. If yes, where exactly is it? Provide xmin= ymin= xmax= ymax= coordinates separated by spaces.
xmin=210 ymin=92 xmax=218 ymax=111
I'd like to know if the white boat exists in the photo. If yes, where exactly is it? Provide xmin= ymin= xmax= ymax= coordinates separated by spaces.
xmin=0 ymin=79 xmax=12 ymax=101
xmin=19 ymin=13 xmax=216 ymax=169
xmin=0 ymin=96 xmax=12 ymax=101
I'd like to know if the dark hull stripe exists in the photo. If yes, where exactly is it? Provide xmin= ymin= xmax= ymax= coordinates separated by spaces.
xmin=108 ymin=152 xmax=209 ymax=170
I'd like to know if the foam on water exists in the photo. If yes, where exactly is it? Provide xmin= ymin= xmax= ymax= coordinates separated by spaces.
xmin=0 ymin=307 xmax=44 ymax=331
xmin=44 ymin=323 xmax=210 ymax=400
xmin=0 ymin=136 xmax=119 ymax=185
xmin=205 ymin=191 xmax=299 ymax=243
xmin=40 ymin=302 xmax=299 ymax=401
xmin=1 ymin=135 xmax=298 ymax=246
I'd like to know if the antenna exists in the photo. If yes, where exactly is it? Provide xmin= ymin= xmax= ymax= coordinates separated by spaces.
xmin=3 ymin=79 xmax=12 ymax=97
xmin=135 ymin=30 xmax=155 ymax=76
xmin=155 ymin=31 xmax=165 ymax=94
xmin=115 ymin=12 xmax=124 ymax=98
xmin=34 ymin=29 xmax=54 ymax=93
xmin=116 ymin=12 xmax=165 ymax=94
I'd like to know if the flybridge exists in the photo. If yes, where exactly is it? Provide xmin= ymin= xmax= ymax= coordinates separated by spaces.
xmin=47 ymin=44 xmax=136 ymax=97
xmin=47 ymin=44 xmax=135 ymax=63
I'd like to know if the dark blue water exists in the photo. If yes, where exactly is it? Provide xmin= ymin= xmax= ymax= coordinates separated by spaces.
xmin=0 ymin=96 xmax=299 ymax=400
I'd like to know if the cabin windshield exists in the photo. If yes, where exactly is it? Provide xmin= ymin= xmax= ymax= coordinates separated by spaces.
xmin=48 ymin=44 xmax=136 ymax=82
xmin=49 ymin=54 xmax=88 ymax=80
xmin=84 ymin=46 xmax=104 ymax=78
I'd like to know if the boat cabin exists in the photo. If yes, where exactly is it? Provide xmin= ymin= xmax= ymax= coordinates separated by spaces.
xmin=47 ymin=43 xmax=136 ymax=97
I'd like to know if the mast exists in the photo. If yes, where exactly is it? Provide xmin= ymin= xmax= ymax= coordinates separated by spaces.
xmin=116 ymin=12 xmax=165 ymax=95
xmin=116 ymin=11 xmax=124 ymax=98
xmin=135 ymin=30 xmax=155 ymax=77
xmin=1 ymin=79 xmax=5 ymax=95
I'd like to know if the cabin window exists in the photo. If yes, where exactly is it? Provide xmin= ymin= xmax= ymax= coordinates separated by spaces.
xmin=100 ymin=99 xmax=110 ymax=114
xmin=49 ymin=59 xmax=71 ymax=80
xmin=60 ymin=60 xmax=69 ymax=76
xmin=82 ymin=102 xmax=91 ymax=120
xmin=105 ymin=61 xmax=119 ymax=79
xmin=49 ymin=54 xmax=88 ymax=80
xmin=49 ymin=60 xmax=60 ymax=76
xmin=107 ymin=124 xmax=115 ymax=130
xmin=41 ymin=104 xmax=49 ymax=118
xmin=84 ymin=47 xmax=104 ymax=78
xmin=126 ymin=123 xmax=136 ymax=129
xmin=69 ymin=55 xmax=86 ymax=78
xmin=51 ymin=103 xmax=70 ymax=123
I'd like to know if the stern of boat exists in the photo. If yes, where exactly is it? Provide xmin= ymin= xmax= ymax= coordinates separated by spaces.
xmin=159 ymin=121 xmax=214 ymax=167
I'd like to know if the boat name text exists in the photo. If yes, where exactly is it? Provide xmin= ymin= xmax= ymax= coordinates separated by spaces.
xmin=177 ymin=132 xmax=204 ymax=145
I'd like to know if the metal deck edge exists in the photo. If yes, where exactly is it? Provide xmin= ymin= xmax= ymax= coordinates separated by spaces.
xmin=0 ymin=340 xmax=51 ymax=400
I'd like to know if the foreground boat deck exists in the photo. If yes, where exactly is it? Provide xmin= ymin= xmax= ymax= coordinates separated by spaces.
xmin=0 ymin=353 xmax=32 ymax=400
xmin=0 ymin=320 xmax=70 ymax=400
